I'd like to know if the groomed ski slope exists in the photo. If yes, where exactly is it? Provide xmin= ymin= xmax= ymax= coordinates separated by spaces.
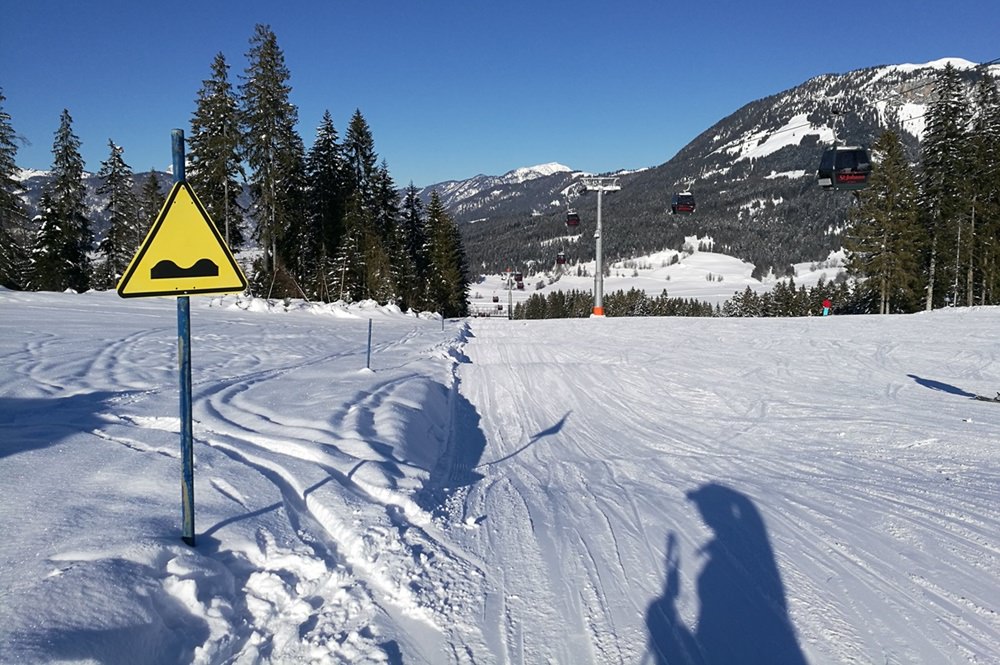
xmin=447 ymin=315 xmax=1000 ymax=664
xmin=1 ymin=288 xmax=998 ymax=664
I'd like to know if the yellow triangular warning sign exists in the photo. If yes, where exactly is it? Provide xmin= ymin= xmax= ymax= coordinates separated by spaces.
xmin=117 ymin=181 xmax=247 ymax=298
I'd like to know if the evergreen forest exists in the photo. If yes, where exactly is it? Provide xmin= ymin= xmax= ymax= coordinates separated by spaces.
xmin=0 ymin=25 xmax=469 ymax=317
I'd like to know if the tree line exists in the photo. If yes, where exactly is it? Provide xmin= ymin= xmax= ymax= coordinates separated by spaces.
xmin=510 ymin=276 xmax=867 ymax=320
xmin=513 ymin=288 xmax=717 ymax=319
xmin=0 ymin=24 xmax=469 ymax=317
xmin=846 ymin=63 xmax=1000 ymax=313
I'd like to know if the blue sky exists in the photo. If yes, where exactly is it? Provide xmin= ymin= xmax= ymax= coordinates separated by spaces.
xmin=3 ymin=1 xmax=999 ymax=187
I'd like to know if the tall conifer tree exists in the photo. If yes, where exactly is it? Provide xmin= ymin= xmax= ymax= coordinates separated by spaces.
xmin=137 ymin=172 xmax=166 ymax=229
xmin=970 ymin=74 xmax=1000 ymax=304
xmin=28 ymin=109 xmax=91 ymax=292
xmin=398 ymin=184 xmax=428 ymax=309
xmin=340 ymin=111 xmax=396 ymax=303
xmin=28 ymin=192 xmax=65 ymax=291
xmin=0 ymin=89 xmax=28 ymax=289
xmin=331 ymin=192 xmax=366 ymax=302
xmin=304 ymin=110 xmax=346 ymax=301
xmin=343 ymin=110 xmax=378 ymax=209
xmin=94 ymin=140 xmax=141 ymax=290
xmin=847 ymin=130 xmax=922 ymax=313
xmin=189 ymin=52 xmax=245 ymax=250
xmin=918 ymin=63 xmax=972 ymax=309
xmin=240 ymin=24 xmax=306 ymax=297
xmin=424 ymin=191 xmax=469 ymax=317
xmin=370 ymin=162 xmax=404 ymax=303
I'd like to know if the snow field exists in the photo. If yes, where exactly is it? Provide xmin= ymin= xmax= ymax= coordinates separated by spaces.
xmin=1 ymin=288 xmax=999 ymax=663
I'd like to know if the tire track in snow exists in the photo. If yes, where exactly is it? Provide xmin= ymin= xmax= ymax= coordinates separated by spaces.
xmin=186 ymin=326 xmax=495 ymax=661
xmin=757 ymin=456 xmax=1000 ymax=663
xmin=203 ymin=434 xmax=448 ymax=659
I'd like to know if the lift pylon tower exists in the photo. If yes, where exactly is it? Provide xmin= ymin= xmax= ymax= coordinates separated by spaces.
xmin=579 ymin=176 xmax=621 ymax=317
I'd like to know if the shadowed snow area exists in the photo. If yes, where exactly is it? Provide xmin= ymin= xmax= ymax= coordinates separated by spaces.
xmin=1 ymin=288 xmax=998 ymax=664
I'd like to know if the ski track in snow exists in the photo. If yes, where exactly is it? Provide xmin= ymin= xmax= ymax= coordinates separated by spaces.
xmin=2 ymin=290 xmax=999 ymax=663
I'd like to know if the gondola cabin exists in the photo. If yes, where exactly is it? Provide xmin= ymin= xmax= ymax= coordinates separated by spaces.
xmin=556 ymin=251 xmax=566 ymax=265
xmin=492 ymin=295 xmax=499 ymax=303
xmin=817 ymin=146 xmax=871 ymax=191
xmin=513 ymin=271 xmax=523 ymax=283
xmin=566 ymin=209 xmax=580 ymax=228
xmin=670 ymin=192 xmax=696 ymax=214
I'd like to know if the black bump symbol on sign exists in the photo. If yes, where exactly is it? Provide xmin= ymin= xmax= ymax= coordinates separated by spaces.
xmin=150 ymin=258 xmax=220 ymax=280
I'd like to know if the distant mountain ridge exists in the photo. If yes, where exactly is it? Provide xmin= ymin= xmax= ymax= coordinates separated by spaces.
xmin=418 ymin=162 xmax=580 ymax=221
xmin=429 ymin=57 xmax=995 ymax=276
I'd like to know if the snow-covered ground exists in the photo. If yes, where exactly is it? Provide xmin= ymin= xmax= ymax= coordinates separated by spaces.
xmin=2 ymin=285 xmax=998 ymax=664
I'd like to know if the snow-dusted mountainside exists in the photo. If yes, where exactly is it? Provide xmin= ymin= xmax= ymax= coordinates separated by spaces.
xmin=415 ymin=162 xmax=579 ymax=221
xmin=449 ymin=58 xmax=998 ymax=275
xmin=15 ymin=169 xmax=174 ymax=243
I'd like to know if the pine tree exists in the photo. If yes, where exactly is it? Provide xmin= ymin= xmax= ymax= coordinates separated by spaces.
xmin=370 ymin=162 xmax=404 ymax=304
xmin=0 ymin=88 xmax=29 ymax=289
xmin=272 ymin=131 xmax=309 ymax=298
xmin=918 ymin=63 xmax=972 ymax=310
xmin=847 ymin=130 xmax=922 ymax=313
xmin=137 ymin=172 xmax=166 ymax=230
xmin=331 ymin=192 xmax=366 ymax=302
xmin=398 ymin=184 xmax=428 ymax=309
xmin=969 ymin=74 xmax=1000 ymax=304
xmin=189 ymin=52 xmax=245 ymax=250
xmin=94 ymin=140 xmax=141 ymax=289
xmin=304 ymin=110 xmax=346 ymax=301
xmin=28 ymin=191 xmax=66 ymax=291
xmin=343 ymin=109 xmax=378 ymax=209
xmin=424 ymin=191 xmax=469 ymax=317
xmin=240 ymin=24 xmax=306 ymax=297
xmin=337 ymin=112 xmax=397 ymax=304
xmin=28 ymin=109 xmax=91 ymax=292
xmin=361 ymin=219 xmax=394 ymax=303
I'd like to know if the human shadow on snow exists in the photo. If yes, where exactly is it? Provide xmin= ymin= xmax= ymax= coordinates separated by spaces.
xmin=906 ymin=374 xmax=976 ymax=398
xmin=645 ymin=483 xmax=808 ymax=665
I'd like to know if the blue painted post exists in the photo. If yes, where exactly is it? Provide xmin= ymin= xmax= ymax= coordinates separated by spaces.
xmin=173 ymin=129 xmax=196 ymax=546
xmin=366 ymin=318 xmax=373 ymax=370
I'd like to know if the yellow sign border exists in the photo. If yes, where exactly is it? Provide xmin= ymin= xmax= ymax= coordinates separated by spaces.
xmin=116 ymin=181 xmax=248 ymax=298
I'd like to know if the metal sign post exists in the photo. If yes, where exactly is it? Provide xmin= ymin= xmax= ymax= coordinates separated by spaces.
xmin=116 ymin=129 xmax=247 ymax=547
xmin=367 ymin=318 xmax=373 ymax=370
xmin=172 ymin=130 xmax=196 ymax=546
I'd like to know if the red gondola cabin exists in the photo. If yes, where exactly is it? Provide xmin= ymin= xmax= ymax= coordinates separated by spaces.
xmin=817 ymin=146 xmax=871 ymax=191
xmin=670 ymin=192 xmax=696 ymax=214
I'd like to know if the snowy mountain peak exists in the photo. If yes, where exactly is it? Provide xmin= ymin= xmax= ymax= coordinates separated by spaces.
xmin=502 ymin=162 xmax=573 ymax=184
xmin=892 ymin=57 xmax=979 ymax=74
